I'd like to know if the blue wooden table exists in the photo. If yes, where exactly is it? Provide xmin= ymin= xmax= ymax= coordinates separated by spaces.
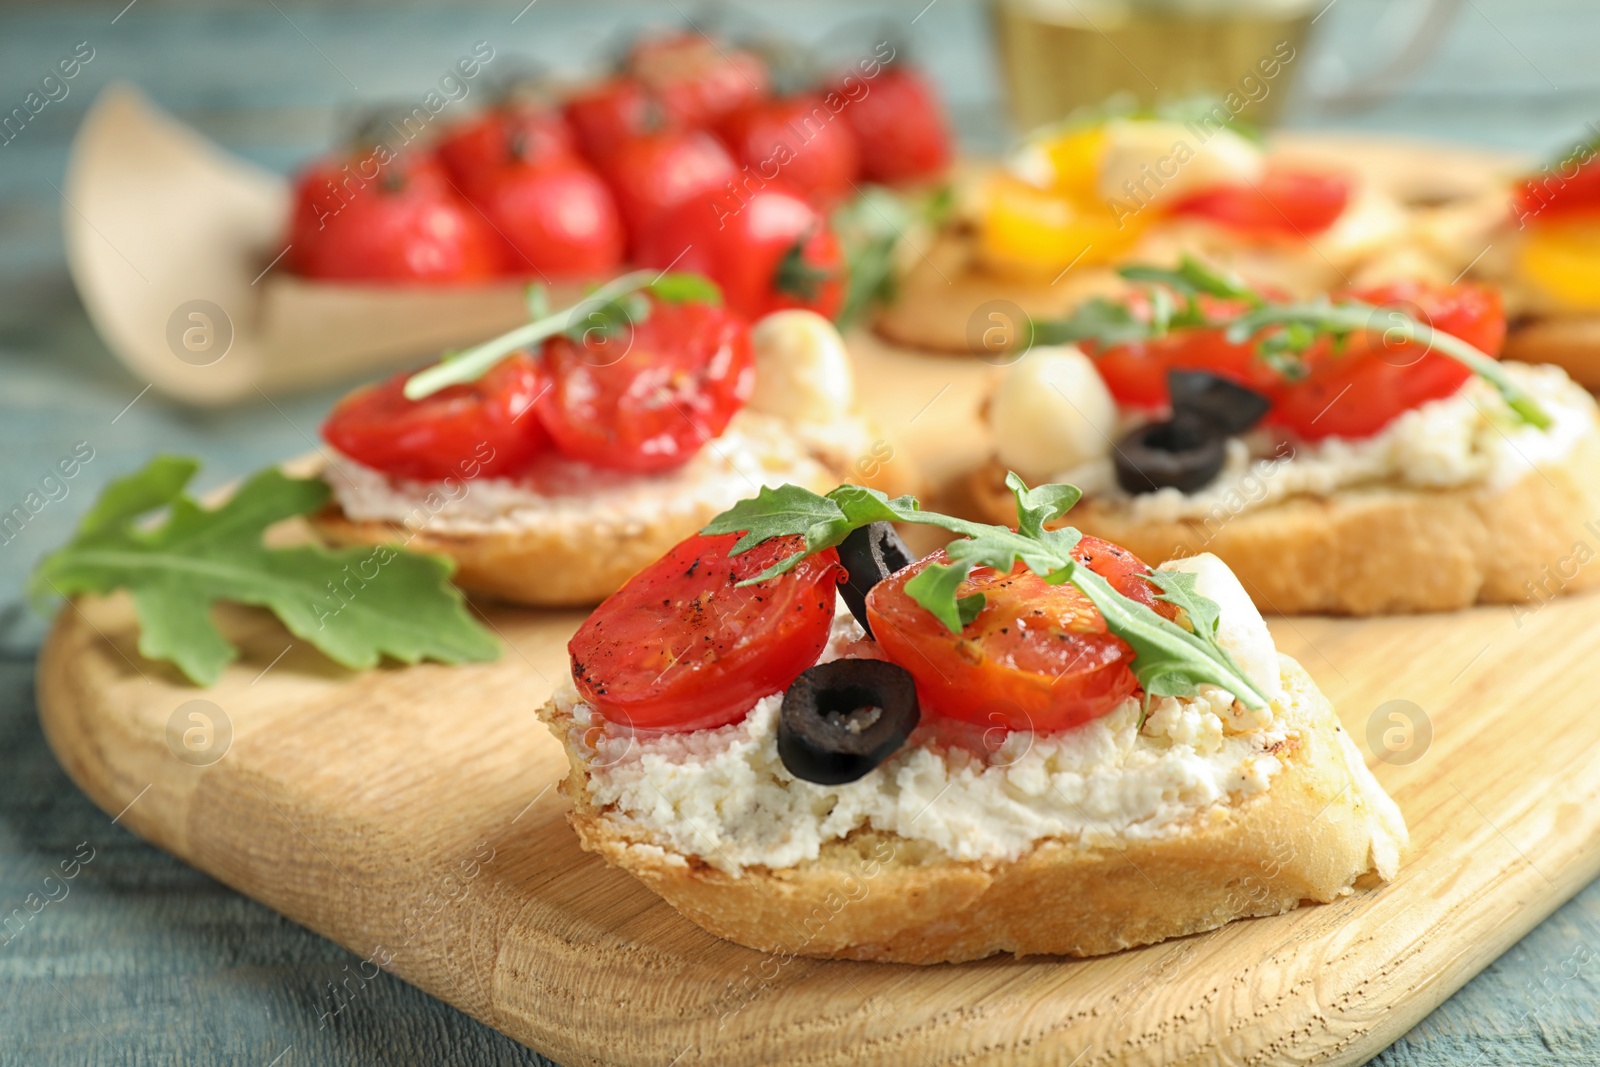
xmin=2 ymin=1 xmax=1598 ymax=1063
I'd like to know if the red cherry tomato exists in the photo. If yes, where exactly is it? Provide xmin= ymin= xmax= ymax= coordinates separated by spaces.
xmin=469 ymin=159 xmax=625 ymax=279
xmin=838 ymin=64 xmax=951 ymax=184
xmin=600 ymin=129 xmax=738 ymax=250
xmin=627 ymin=33 xmax=769 ymax=129
xmin=1071 ymin=535 xmax=1181 ymax=620
xmin=1171 ymin=167 xmax=1351 ymax=236
xmin=435 ymin=103 xmax=576 ymax=190
xmin=1088 ymin=281 xmax=1504 ymax=438
xmin=1091 ymin=327 xmax=1281 ymax=411
xmin=570 ymin=533 xmax=843 ymax=731
xmin=287 ymin=152 xmax=500 ymax=284
xmin=866 ymin=537 xmax=1174 ymax=732
xmin=563 ymin=77 xmax=666 ymax=165
xmin=1087 ymin=293 xmax=1271 ymax=410
xmin=1513 ymin=154 xmax=1600 ymax=225
xmin=636 ymin=187 xmax=847 ymax=320
xmin=536 ymin=297 xmax=754 ymax=472
xmin=322 ymin=352 xmax=549 ymax=481
xmin=719 ymin=94 xmax=860 ymax=207
xmin=1268 ymin=282 xmax=1506 ymax=440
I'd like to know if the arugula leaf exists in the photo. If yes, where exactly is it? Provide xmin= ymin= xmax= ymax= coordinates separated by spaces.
xmin=1027 ymin=257 xmax=1553 ymax=429
xmin=831 ymin=184 xmax=953 ymax=328
xmin=524 ymin=283 xmax=551 ymax=320
xmin=404 ymin=270 xmax=722 ymax=400
xmin=1120 ymin=256 xmax=1258 ymax=303
xmin=31 ymin=458 xmax=499 ymax=686
xmin=902 ymin=560 xmax=978 ymax=633
xmin=1006 ymin=472 xmax=1081 ymax=538
xmin=1029 ymin=298 xmax=1149 ymax=349
xmin=648 ymin=272 xmax=723 ymax=306
xmin=701 ymin=482 xmax=927 ymax=583
xmin=563 ymin=290 xmax=650 ymax=347
xmin=702 ymin=477 xmax=1269 ymax=709
xmin=1147 ymin=568 xmax=1220 ymax=638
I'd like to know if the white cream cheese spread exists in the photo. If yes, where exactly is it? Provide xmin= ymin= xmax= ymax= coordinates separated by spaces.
xmin=1059 ymin=361 xmax=1596 ymax=523
xmin=324 ymin=409 xmax=840 ymax=535
xmin=557 ymin=605 xmax=1297 ymax=875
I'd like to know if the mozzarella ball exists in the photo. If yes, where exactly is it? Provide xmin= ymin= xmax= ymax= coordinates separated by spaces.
xmin=991 ymin=345 xmax=1117 ymax=482
xmin=748 ymin=310 xmax=856 ymax=423
xmin=1096 ymin=120 xmax=1265 ymax=206
xmin=1158 ymin=552 xmax=1282 ymax=702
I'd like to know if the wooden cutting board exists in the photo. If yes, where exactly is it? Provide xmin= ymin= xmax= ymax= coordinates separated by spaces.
xmin=34 ymin=332 xmax=1600 ymax=1066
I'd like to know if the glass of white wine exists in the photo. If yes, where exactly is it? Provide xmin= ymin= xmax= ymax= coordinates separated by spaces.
xmin=991 ymin=0 xmax=1454 ymax=130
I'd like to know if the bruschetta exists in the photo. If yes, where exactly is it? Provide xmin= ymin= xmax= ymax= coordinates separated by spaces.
xmin=311 ymin=273 xmax=917 ymax=605
xmin=537 ymin=479 xmax=1406 ymax=962
xmin=874 ymin=110 xmax=1412 ymax=355
xmin=965 ymin=261 xmax=1600 ymax=615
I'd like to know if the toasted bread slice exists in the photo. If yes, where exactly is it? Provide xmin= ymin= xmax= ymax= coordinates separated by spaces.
xmin=539 ymin=655 xmax=1403 ymax=964
xmin=312 ymin=410 xmax=919 ymax=608
xmin=967 ymin=416 xmax=1600 ymax=615
xmin=1505 ymin=316 xmax=1600 ymax=390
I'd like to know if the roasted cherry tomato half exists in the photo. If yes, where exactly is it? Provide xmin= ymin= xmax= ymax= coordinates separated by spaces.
xmin=627 ymin=32 xmax=769 ymax=129
xmin=1070 ymin=535 xmax=1181 ymax=619
xmin=535 ymin=297 xmax=754 ymax=472
xmin=636 ymin=187 xmax=847 ymax=321
xmin=287 ymin=151 xmax=500 ymax=284
xmin=837 ymin=63 xmax=951 ymax=184
xmin=469 ymin=158 xmax=625 ymax=278
xmin=718 ymin=93 xmax=860 ymax=208
xmin=1088 ymin=281 xmax=1504 ymax=439
xmin=322 ymin=352 xmax=550 ymax=482
xmin=1170 ymin=167 xmax=1351 ymax=237
xmin=570 ymin=532 xmax=843 ymax=731
xmin=1268 ymin=281 xmax=1505 ymax=440
xmin=435 ymin=102 xmax=576 ymax=189
xmin=867 ymin=551 xmax=1140 ymax=732
xmin=599 ymin=129 xmax=739 ymax=251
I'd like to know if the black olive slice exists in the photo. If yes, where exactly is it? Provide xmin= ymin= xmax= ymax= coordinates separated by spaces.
xmin=778 ymin=659 xmax=920 ymax=785
xmin=1113 ymin=415 xmax=1226 ymax=494
xmin=1167 ymin=369 xmax=1271 ymax=436
xmin=836 ymin=521 xmax=913 ymax=638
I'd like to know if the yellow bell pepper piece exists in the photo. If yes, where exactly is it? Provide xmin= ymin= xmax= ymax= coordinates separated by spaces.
xmin=1039 ymin=126 xmax=1107 ymax=201
xmin=1520 ymin=219 xmax=1600 ymax=309
xmin=979 ymin=172 xmax=1148 ymax=278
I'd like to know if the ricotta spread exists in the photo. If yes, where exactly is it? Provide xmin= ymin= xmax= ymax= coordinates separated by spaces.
xmin=324 ymin=409 xmax=839 ymax=535
xmin=1062 ymin=361 xmax=1597 ymax=523
xmin=558 ymin=613 xmax=1295 ymax=874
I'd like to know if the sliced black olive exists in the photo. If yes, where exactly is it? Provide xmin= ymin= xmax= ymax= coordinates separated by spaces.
xmin=1113 ymin=414 xmax=1226 ymax=494
xmin=836 ymin=521 xmax=913 ymax=638
xmin=778 ymin=660 xmax=920 ymax=785
xmin=1167 ymin=369 xmax=1271 ymax=436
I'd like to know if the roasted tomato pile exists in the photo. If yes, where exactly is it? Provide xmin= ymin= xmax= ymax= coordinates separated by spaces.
xmin=569 ymin=529 xmax=1169 ymax=735
xmin=321 ymin=295 xmax=753 ymax=480
xmin=286 ymin=32 xmax=952 ymax=321
xmin=1087 ymin=280 xmax=1507 ymax=441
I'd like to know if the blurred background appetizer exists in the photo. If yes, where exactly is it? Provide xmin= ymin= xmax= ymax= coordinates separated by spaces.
xmin=310 ymin=272 xmax=917 ymax=605
xmin=966 ymin=262 xmax=1600 ymax=614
